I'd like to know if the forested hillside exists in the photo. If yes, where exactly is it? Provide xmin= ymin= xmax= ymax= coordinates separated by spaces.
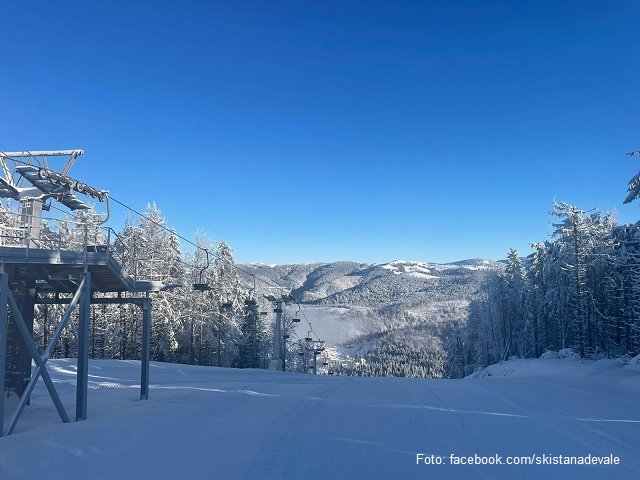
xmin=0 ymin=202 xmax=275 ymax=375
xmin=240 ymin=260 xmax=501 ymax=378
xmin=6 ymin=195 xmax=640 ymax=383
xmin=0 ymin=198 xmax=503 ymax=381
xmin=447 ymin=199 xmax=640 ymax=378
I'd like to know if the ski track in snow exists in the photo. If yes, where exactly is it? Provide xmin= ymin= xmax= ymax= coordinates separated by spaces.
xmin=1 ymin=358 xmax=639 ymax=480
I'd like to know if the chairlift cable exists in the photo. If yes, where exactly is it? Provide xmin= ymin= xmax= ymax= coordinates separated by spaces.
xmin=4 ymin=155 xmax=287 ymax=292
xmin=83 ymin=194 xmax=283 ymax=290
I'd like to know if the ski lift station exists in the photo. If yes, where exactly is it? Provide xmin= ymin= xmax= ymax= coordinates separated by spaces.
xmin=0 ymin=149 xmax=325 ymax=438
xmin=0 ymin=150 xmax=169 ymax=436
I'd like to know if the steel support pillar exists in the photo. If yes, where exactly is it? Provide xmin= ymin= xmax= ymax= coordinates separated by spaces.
xmin=140 ymin=293 xmax=150 ymax=400
xmin=0 ymin=269 xmax=8 ymax=437
xmin=6 ymin=274 xmax=37 ymax=398
xmin=76 ymin=270 xmax=91 ymax=421
xmin=283 ymin=338 xmax=287 ymax=372
xmin=270 ymin=300 xmax=283 ymax=371
xmin=313 ymin=352 xmax=317 ymax=375
xmin=21 ymin=200 xmax=42 ymax=249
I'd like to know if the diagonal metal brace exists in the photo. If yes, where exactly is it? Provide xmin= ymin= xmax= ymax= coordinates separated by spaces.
xmin=4 ymin=277 xmax=85 ymax=435
xmin=6 ymin=289 xmax=71 ymax=428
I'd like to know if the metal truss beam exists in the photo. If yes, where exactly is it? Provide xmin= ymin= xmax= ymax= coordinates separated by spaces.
xmin=0 ymin=150 xmax=84 ymax=158
xmin=0 ymin=150 xmax=83 ymax=179
xmin=36 ymin=296 xmax=145 ymax=306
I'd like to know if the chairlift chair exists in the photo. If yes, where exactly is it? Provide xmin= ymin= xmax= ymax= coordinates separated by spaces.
xmin=281 ymin=293 xmax=296 ymax=304
xmin=222 ymin=300 xmax=233 ymax=310
xmin=244 ymin=275 xmax=257 ymax=306
xmin=193 ymin=248 xmax=212 ymax=291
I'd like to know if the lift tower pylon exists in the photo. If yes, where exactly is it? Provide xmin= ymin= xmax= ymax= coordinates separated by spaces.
xmin=264 ymin=292 xmax=295 ymax=371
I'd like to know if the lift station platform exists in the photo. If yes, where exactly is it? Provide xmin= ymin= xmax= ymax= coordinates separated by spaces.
xmin=0 ymin=212 xmax=166 ymax=436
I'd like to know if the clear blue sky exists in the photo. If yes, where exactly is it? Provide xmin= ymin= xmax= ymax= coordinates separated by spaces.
xmin=2 ymin=1 xmax=639 ymax=264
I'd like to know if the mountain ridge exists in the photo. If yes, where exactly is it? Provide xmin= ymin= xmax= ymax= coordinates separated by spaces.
xmin=240 ymin=258 xmax=502 ymax=306
xmin=237 ymin=258 xmax=503 ymax=377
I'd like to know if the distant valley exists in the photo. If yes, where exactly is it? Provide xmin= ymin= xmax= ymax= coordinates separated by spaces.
xmin=239 ymin=259 xmax=502 ymax=377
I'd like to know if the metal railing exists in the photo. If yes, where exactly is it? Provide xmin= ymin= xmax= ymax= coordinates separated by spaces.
xmin=0 ymin=210 xmax=164 ymax=283
xmin=135 ymin=258 xmax=165 ymax=283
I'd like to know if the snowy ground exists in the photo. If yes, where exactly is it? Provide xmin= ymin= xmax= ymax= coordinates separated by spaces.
xmin=1 ymin=358 xmax=639 ymax=480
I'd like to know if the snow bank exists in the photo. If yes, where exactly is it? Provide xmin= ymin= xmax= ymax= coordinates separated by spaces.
xmin=469 ymin=354 xmax=640 ymax=396
xmin=540 ymin=350 xmax=559 ymax=359
xmin=624 ymin=354 xmax=640 ymax=373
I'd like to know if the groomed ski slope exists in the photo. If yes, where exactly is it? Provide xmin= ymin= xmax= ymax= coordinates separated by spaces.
xmin=1 ymin=358 xmax=639 ymax=480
